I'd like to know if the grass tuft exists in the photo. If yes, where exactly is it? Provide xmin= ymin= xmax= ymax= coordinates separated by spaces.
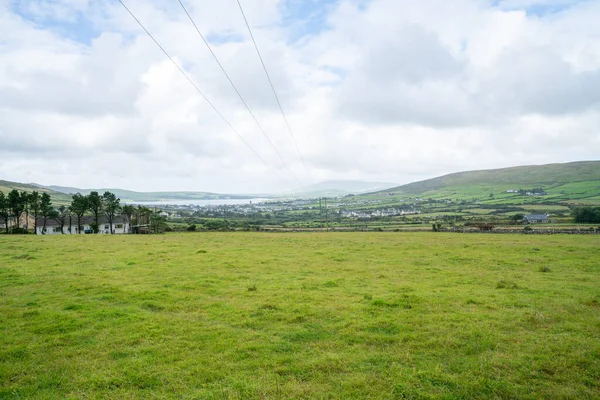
xmin=496 ymin=280 xmax=520 ymax=289
xmin=259 ymin=304 xmax=279 ymax=311
xmin=141 ymin=301 xmax=164 ymax=312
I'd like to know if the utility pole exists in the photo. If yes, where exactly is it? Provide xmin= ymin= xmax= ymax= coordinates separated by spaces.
xmin=319 ymin=198 xmax=323 ymax=229
xmin=325 ymin=197 xmax=329 ymax=232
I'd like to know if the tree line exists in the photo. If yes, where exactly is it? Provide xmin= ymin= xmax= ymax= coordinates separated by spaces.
xmin=572 ymin=206 xmax=600 ymax=224
xmin=0 ymin=189 xmax=167 ymax=234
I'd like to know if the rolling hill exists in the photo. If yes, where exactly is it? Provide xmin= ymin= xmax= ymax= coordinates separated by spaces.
xmin=0 ymin=180 xmax=72 ymax=204
xmin=381 ymin=161 xmax=600 ymax=194
xmin=35 ymin=186 xmax=258 ymax=203
xmin=369 ymin=160 xmax=600 ymax=205
xmin=0 ymin=181 xmax=258 ymax=203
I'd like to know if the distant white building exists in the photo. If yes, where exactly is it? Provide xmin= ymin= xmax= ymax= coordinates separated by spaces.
xmin=35 ymin=216 xmax=130 ymax=235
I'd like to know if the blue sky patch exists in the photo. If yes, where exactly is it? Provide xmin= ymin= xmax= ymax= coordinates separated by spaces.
xmin=491 ymin=0 xmax=591 ymax=17
xmin=281 ymin=0 xmax=339 ymax=42
xmin=206 ymin=31 xmax=246 ymax=45
xmin=10 ymin=0 xmax=100 ymax=45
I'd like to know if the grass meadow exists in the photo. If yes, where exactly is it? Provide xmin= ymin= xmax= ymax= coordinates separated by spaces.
xmin=1 ymin=233 xmax=599 ymax=399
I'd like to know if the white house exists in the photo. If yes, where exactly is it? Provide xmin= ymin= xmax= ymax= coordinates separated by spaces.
xmin=35 ymin=216 xmax=130 ymax=235
xmin=523 ymin=213 xmax=549 ymax=224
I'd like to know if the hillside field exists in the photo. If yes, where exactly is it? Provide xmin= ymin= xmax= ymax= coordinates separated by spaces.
xmin=378 ymin=161 xmax=600 ymax=196
xmin=1 ymin=233 xmax=599 ymax=398
xmin=0 ymin=180 xmax=72 ymax=205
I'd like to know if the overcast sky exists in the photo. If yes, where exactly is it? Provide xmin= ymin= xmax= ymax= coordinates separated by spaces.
xmin=1 ymin=0 xmax=599 ymax=193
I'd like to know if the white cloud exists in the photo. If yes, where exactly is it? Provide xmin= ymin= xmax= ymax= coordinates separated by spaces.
xmin=0 ymin=0 xmax=599 ymax=193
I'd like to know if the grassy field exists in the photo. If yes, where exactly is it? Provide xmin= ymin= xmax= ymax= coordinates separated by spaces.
xmin=1 ymin=233 xmax=599 ymax=399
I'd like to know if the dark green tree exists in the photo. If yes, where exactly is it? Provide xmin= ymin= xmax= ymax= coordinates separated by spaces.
xmin=70 ymin=193 xmax=89 ymax=234
xmin=29 ymin=191 xmax=41 ymax=233
xmin=87 ymin=191 xmax=102 ymax=233
xmin=102 ymin=191 xmax=121 ymax=234
xmin=40 ymin=193 xmax=56 ymax=234
xmin=8 ymin=189 xmax=26 ymax=233
xmin=510 ymin=214 xmax=525 ymax=223
xmin=204 ymin=219 xmax=229 ymax=231
xmin=150 ymin=211 xmax=168 ymax=234
xmin=54 ymin=205 xmax=71 ymax=234
xmin=21 ymin=191 xmax=31 ymax=231
xmin=573 ymin=207 xmax=600 ymax=223
xmin=0 ymin=192 xmax=9 ymax=234
xmin=121 ymin=204 xmax=135 ymax=233
xmin=135 ymin=206 xmax=152 ymax=227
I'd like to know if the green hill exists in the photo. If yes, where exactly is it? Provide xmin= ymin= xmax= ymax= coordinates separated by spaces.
xmin=39 ymin=186 xmax=256 ymax=202
xmin=0 ymin=180 xmax=72 ymax=204
xmin=367 ymin=161 xmax=600 ymax=206
xmin=383 ymin=161 xmax=600 ymax=194
xmin=2 ymin=181 xmax=261 ymax=203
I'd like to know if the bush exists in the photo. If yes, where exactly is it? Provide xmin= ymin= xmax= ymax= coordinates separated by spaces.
xmin=10 ymin=227 xmax=29 ymax=234
xmin=572 ymin=206 xmax=600 ymax=223
xmin=204 ymin=220 xmax=229 ymax=231
xmin=186 ymin=224 xmax=196 ymax=232
xmin=477 ymin=223 xmax=494 ymax=231
xmin=510 ymin=214 xmax=524 ymax=223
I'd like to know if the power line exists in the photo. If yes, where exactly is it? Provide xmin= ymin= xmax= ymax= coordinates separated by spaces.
xmin=176 ymin=0 xmax=297 ymax=179
xmin=235 ymin=0 xmax=311 ymax=180
xmin=117 ymin=0 xmax=283 ymax=181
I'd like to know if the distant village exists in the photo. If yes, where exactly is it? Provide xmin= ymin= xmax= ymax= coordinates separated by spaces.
xmin=152 ymin=198 xmax=420 ymax=221
xmin=506 ymin=188 xmax=548 ymax=196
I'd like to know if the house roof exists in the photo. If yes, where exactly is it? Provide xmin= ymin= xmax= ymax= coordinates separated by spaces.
xmin=524 ymin=214 xmax=548 ymax=220
xmin=36 ymin=215 xmax=127 ymax=227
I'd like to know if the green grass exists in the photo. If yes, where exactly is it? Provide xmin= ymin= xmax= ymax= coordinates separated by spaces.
xmin=1 ymin=233 xmax=599 ymax=399
xmin=379 ymin=161 xmax=600 ymax=195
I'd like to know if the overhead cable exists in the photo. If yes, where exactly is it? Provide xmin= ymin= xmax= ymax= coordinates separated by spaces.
xmin=117 ymin=0 xmax=284 ymax=181
xmin=235 ymin=0 xmax=311 ymax=179
xmin=176 ymin=0 xmax=297 ymax=179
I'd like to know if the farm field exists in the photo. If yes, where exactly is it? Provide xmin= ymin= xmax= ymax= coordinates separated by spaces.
xmin=1 ymin=233 xmax=599 ymax=399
